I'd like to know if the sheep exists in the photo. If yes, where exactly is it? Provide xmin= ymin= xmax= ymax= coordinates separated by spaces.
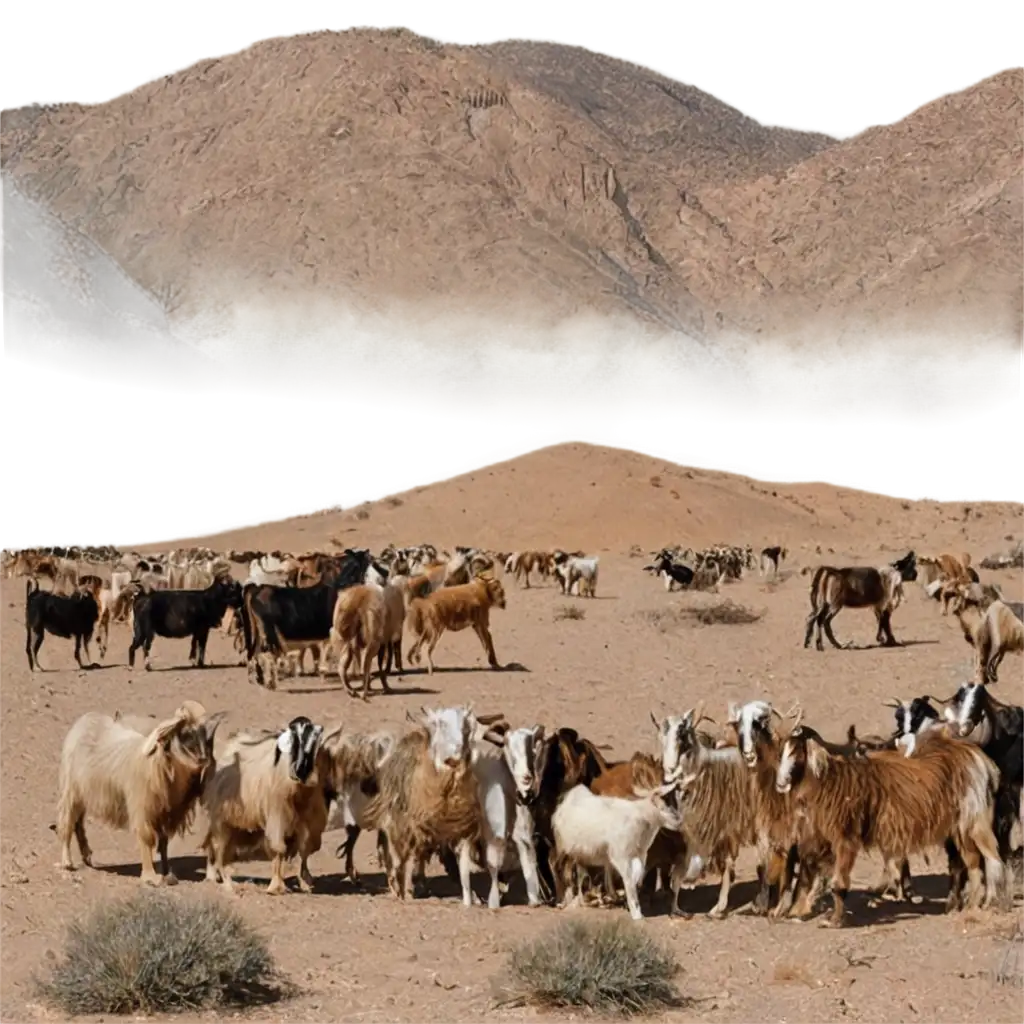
xmin=803 ymin=551 xmax=917 ymax=650
xmin=360 ymin=706 xmax=485 ymax=906
xmin=775 ymin=716 xmax=1005 ymax=925
xmin=200 ymin=716 xmax=333 ymax=895
xmin=405 ymin=573 xmax=506 ymax=675
xmin=550 ymin=778 xmax=688 ymax=920
xmin=556 ymin=556 xmax=599 ymax=598
xmin=56 ymin=706 xmax=224 ymax=885
xmin=25 ymin=579 xmax=99 ymax=671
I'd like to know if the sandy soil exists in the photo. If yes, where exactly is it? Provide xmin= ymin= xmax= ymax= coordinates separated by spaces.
xmin=2 ymin=449 xmax=1023 ymax=1022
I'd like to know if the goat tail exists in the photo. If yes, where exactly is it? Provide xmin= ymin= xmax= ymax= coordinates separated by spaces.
xmin=806 ymin=566 xmax=828 ymax=609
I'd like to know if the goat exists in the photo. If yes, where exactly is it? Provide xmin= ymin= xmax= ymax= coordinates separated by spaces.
xmin=56 ymin=706 xmax=223 ymax=884
xmin=201 ymin=716 xmax=332 ymax=895
xmin=25 ymin=579 xmax=99 ymax=671
xmin=550 ymin=778 xmax=687 ymax=920
xmin=128 ymin=576 xmax=242 ymax=670
xmin=555 ymin=556 xmax=599 ymax=598
xmin=950 ymin=584 xmax=1023 ymax=683
xmin=360 ymin=706 xmax=483 ymax=905
xmin=588 ymin=751 xmax=691 ymax=916
xmin=325 ymin=583 xmax=389 ymax=700
xmin=803 ymin=551 xmax=917 ymax=650
xmin=405 ymin=574 xmax=506 ymax=675
xmin=324 ymin=731 xmax=398 ymax=884
xmin=645 ymin=552 xmax=695 ymax=591
xmin=776 ymin=717 xmax=1004 ymax=925
xmin=497 ymin=725 xmax=610 ymax=906
xmin=759 ymin=546 xmax=788 ymax=577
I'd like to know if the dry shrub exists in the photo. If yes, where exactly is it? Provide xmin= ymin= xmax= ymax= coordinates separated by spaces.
xmin=555 ymin=604 xmax=585 ymax=621
xmin=628 ymin=544 xmax=645 ymax=558
xmin=386 ymin=496 xmax=404 ymax=508
xmin=637 ymin=600 xmax=762 ymax=631
xmin=496 ymin=918 xmax=684 ymax=1016
xmin=355 ymin=507 xmax=371 ymax=521
xmin=995 ymin=928 xmax=1023 ymax=988
xmin=37 ymin=892 xmax=293 ymax=1015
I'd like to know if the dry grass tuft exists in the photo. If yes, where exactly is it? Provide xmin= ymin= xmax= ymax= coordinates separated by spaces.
xmin=995 ymin=928 xmax=1024 ymax=988
xmin=554 ymin=604 xmax=586 ymax=621
xmin=495 ymin=918 xmax=685 ymax=1015
xmin=36 ymin=891 xmax=294 ymax=1015
xmin=637 ymin=599 xmax=763 ymax=631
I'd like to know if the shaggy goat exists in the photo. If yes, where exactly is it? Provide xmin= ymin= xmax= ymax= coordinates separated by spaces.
xmin=56 ymin=706 xmax=223 ymax=884
xmin=775 ymin=717 xmax=1004 ymax=925
xmin=405 ymin=574 xmax=506 ymax=675
xmin=361 ymin=706 xmax=486 ymax=906
xmin=803 ymin=551 xmax=917 ymax=650
xmin=201 ymin=716 xmax=332 ymax=895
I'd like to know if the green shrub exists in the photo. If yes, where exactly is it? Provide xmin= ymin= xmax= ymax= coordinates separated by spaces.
xmin=37 ymin=891 xmax=293 ymax=1015
xmin=496 ymin=918 xmax=685 ymax=1016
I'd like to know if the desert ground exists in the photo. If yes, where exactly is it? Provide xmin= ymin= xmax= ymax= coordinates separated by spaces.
xmin=2 ymin=445 xmax=1023 ymax=1022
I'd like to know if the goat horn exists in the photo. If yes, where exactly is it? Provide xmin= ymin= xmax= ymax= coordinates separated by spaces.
xmin=881 ymin=698 xmax=903 ymax=708
xmin=405 ymin=710 xmax=418 ymax=724
xmin=770 ymin=707 xmax=784 ymax=720
xmin=692 ymin=701 xmax=706 ymax=726
xmin=475 ymin=712 xmax=505 ymax=726
xmin=923 ymin=693 xmax=955 ymax=704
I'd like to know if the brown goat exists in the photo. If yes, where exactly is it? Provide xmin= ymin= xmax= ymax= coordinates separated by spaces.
xmin=326 ymin=584 xmax=389 ymax=701
xmin=777 ymin=721 xmax=1004 ymax=925
xmin=405 ymin=574 xmax=506 ymax=674
xmin=803 ymin=551 xmax=917 ymax=650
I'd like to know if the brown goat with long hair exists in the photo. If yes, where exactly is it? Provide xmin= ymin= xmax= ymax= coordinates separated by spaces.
xmin=949 ymin=583 xmax=1024 ymax=683
xmin=360 ymin=711 xmax=481 ymax=902
xmin=405 ymin=574 xmax=506 ymax=674
xmin=776 ymin=717 xmax=1004 ymax=926
xmin=803 ymin=551 xmax=917 ymax=650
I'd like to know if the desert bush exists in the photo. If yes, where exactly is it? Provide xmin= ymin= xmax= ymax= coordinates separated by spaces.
xmin=637 ymin=600 xmax=762 ymax=632
xmin=554 ymin=604 xmax=585 ymax=621
xmin=355 ymin=506 xmax=371 ymax=521
xmin=995 ymin=928 xmax=1023 ymax=988
xmin=495 ymin=918 xmax=684 ymax=1015
xmin=37 ymin=892 xmax=293 ymax=1015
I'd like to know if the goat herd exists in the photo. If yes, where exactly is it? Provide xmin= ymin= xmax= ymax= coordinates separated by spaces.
xmin=3 ymin=540 xmax=1022 ymax=928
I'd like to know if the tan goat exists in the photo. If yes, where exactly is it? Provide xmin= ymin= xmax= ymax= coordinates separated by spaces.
xmin=405 ymin=574 xmax=506 ymax=675
xmin=56 ymin=706 xmax=224 ymax=885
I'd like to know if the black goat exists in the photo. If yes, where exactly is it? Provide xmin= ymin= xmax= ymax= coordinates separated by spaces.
xmin=25 ymin=580 xmax=99 ymax=671
xmin=239 ymin=548 xmax=376 ymax=686
xmin=803 ymin=550 xmax=917 ymax=650
xmin=128 ymin=575 xmax=241 ymax=670
xmin=645 ymin=552 xmax=695 ymax=590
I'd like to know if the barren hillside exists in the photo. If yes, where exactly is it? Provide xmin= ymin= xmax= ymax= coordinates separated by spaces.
xmin=2 ymin=30 xmax=1020 ymax=345
xmin=0 ymin=28 xmax=823 ymax=382
xmin=679 ymin=64 xmax=1024 ymax=358
xmin=0 ymin=169 xmax=207 ymax=374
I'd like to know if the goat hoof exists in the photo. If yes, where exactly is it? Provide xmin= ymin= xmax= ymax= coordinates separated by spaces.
xmin=706 ymin=909 xmax=727 ymax=920
xmin=163 ymin=872 xmax=179 ymax=886
xmin=142 ymin=874 xmax=163 ymax=887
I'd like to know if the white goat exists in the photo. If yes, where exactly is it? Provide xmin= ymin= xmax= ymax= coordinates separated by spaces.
xmin=556 ymin=556 xmax=599 ymax=597
xmin=551 ymin=779 xmax=688 ymax=919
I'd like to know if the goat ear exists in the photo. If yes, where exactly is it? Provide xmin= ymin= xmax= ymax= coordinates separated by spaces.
xmin=321 ymin=722 xmax=345 ymax=748
xmin=143 ymin=717 xmax=183 ymax=756
xmin=482 ymin=728 xmax=507 ymax=747
xmin=533 ymin=724 xmax=546 ymax=745
xmin=203 ymin=711 xmax=228 ymax=741
xmin=276 ymin=730 xmax=294 ymax=756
